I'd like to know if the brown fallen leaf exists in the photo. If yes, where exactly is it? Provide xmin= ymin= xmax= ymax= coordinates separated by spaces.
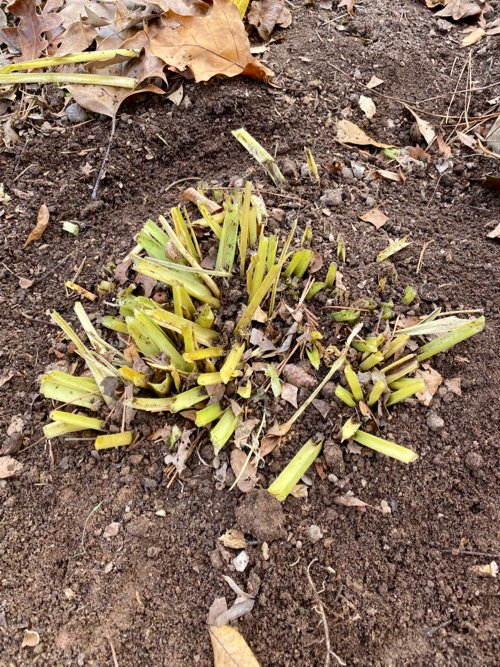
xmin=282 ymin=364 xmax=317 ymax=389
xmin=415 ymin=363 xmax=443 ymax=406
xmin=435 ymin=0 xmax=485 ymax=21
xmin=21 ymin=630 xmax=40 ymax=648
xmin=460 ymin=26 xmax=485 ymax=47
xmin=19 ymin=277 xmax=34 ymax=289
xmin=336 ymin=120 xmax=396 ymax=149
xmin=0 ymin=371 xmax=14 ymax=389
xmin=281 ymin=382 xmax=298 ymax=408
xmin=24 ymin=204 xmax=49 ymax=248
xmin=219 ymin=529 xmax=247 ymax=549
xmin=456 ymin=131 xmax=477 ymax=149
xmin=248 ymin=0 xmax=292 ymax=41
xmin=338 ymin=0 xmax=356 ymax=16
xmin=473 ymin=176 xmax=500 ymax=191
xmin=359 ymin=208 xmax=389 ymax=229
xmin=405 ymin=106 xmax=436 ymax=145
xmin=373 ymin=169 xmax=402 ymax=183
xmin=436 ymin=134 xmax=452 ymax=157
xmin=405 ymin=145 xmax=432 ymax=163
xmin=312 ymin=398 xmax=331 ymax=418
xmin=444 ymin=378 xmax=462 ymax=395
xmin=359 ymin=95 xmax=376 ymax=119
xmin=56 ymin=20 xmax=97 ymax=55
xmin=231 ymin=449 xmax=258 ymax=493
xmin=0 ymin=455 xmax=23 ymax=479
xmin=366 ymin=74 xmax=384 ymax=89
xmin=7 ymin=0 xmax=63 ymax=60
xmin=334 ymin=493 xmax=368 ymax=508
xmin=486 ymin=222 xmax=500 ymax=238
xmin=148 ymin=0 xmax=273 ymax=83
xmin=209 ymin=625 xmax=260 ymax=666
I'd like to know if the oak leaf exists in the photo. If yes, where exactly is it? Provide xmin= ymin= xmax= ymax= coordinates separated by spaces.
xmin=24 ymin=203 xmax=49 ymax=248
xmin=7 ymin=0 xmax=63 ymax=60
xmin=148 ymin=0 xmax=273 ymax=83
xmin=248 ymin=0 xmax=292 ymax=41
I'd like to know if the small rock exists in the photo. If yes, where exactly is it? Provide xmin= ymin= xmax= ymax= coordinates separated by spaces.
xmin=323 ymin=441 xmax=345 ymax=475
xmin=103 ymin=522 xmax=121 ymax=539
xmin=436 ymin=18 xmax=453 ymax=32
xmin=306 ymin=525 xmax=323 ymax=543
xmin=129 ymin=454 xmax=144 ymax=465
xmin=248 ymin=570 xmax=261 ymax=594
xmin=465 ymin=452 xmax=483 ymax=471
xmin=427 ymin=411 xmax=445 ymax=432
xmin=235 ymin=489 xmax=286 ymax=542
xmin=66 ymin=102 xmax=89 ymax=124
xmin=320 ymin=189 xmax=342 ymax=207
xmin=59 ymin=456 xmax=70 ymax=471
xmin=320 ymin=381 xmax=337 ymax=400
xmin=341 ymin=167 xmax=354 ymax=181
xmin=300 ymin=163 xmax=309 ymax=179
xmin=232 ymin=550 xmax=249 ymax=572
xmin=126 ymin=516 xmax=150 ymax=537
xmin=147 ymin=546 xmax=161 ymax=559
xmin=271 ymin=208 xmax=286 ymax=223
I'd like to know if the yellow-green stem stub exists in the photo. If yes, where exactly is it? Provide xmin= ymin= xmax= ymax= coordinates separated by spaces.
xmin=352 ymin=430 xmax=417 ymax=463
xmin=268 ymin=439 xmax=323 ymax=502
xmin=95 ymin=432 xmax=134 ymax=450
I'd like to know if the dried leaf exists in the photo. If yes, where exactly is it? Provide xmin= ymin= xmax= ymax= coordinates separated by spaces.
xmin=209 ymin=625 xmax=260 ymax=666
xmin=182 ymin=187 xmax=222 ymax=213
xmin=445 ymin=378 xmax=462 ymax=395
xmin=435 ymin=0 xmax=485 ymax=21
xmin=468 ymin=561 xmax=498 ymax=578
xmin=474 ymin=176 xmax=500 ymax=191
xmin=456 ymin=131 xmax=477 ymax=149
xmin=7 ymin=0 xmax=63 ymax=60
xmin=148 ymin=0 xmax=273 ymax=83
xmin=0 ymin=455 xmax=23 ymax=479
xmin=21 ymin=630 xmax=40 ymax=648
xmin=415 ymin=363 xmax=443 ymax=406
xmin=404 ymin=145 xmax=432 ymax=162
xmin=373 ymin=169 xmax=402 ymax=183
xmin=135 ymin=273 xmax=157 ymax=297
xmin=359 ymin=95 xmax=376 ymax=119
xmin=366 ymin=75 xmax=384 ymax=89
xmin=338 ymin=0 xmax=355 ymax=16
xmin=56 ymin=20 xmax=97 ymax=55
xmin=334 ymin=493 xmax=368 ymax=508
xmin=232 ymin=550 xmax=249 ymax=572
xmin=24 ymin=204 xmax=49 ymax=248
xmin=436 ymin=134 xmax=452 ymax=157
xmin=0 ymin=371 xmax=14 ymax=388
xmin=114 ymin=258 xmax=133 ymax=285
xmin=486 ymin=222 xmax=500 ymax=238
xmin=460 ymin=26 xmax=485 ymax=47
xmin=166 ymin=83 xmax=184 ymax=105
xmin=336 ymin=120 xmax=396 ymax=149
xmin=231 ymin=449 xmax=258 ymax=493
xmin=248 ymin=0 xmax=289 ymax=41
xmin=19 ymin=277 xmax=34 ymax=289
xmin=311 ymin=398 xmax=331 ymax=418
xmin=219 ymin=529 xmax=247 ymax=549
xmin=281 ymin=382 xmax=298 ymax=408
xmin=405 ymin=106 xmax=436 ymax=145
xmin=486 ymin=116 xmax=500 ymax=153
xmin=359 ymin=208 xmax=389 ymax=229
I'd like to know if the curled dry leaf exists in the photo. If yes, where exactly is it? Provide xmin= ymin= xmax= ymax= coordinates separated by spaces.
xmin=460 ymin=27 xmax=485 ymax=47
xmin=435 ymin=0 xmax=485 ymax=21
xmin=248 ymin=0 xmax=292 ymax=42
xmin=436 ymin=134 xmax=452 ymax=157
xmin=359 ymin=208 xmax=389 ymax=229
xmin=24 ymin=204 xmax=49 ymax=248
xmin=405 ymin=106 xmax=436 ymax=145
xmin=0 ymin=455 xmax=23 ymax=479
xmin=148 ymin=0 xmax=273 ymax=83
xmin=415 ymin=363 xmax=443 ymax=406
xmin=366 ymin=75 xmax=384 ymax=89
xmin=338 ymin=0 xmax=356 ymax=15
xmin=209 ymin=624 xmax=260 ymax=666
xmin=311 ymin=398 xmax=331 ymax=418
xmin=281 ymin=382 xmax=298 ymax=408
xmin=336 ymin=120 xmax=396 ymax=149
xmin=21 ymin=630 xmax=40 ymax=648
xmin=359 ymin=95 xmax=376 ymax=119
xmin=219 ymin=528 xmax=247 ymax=549
xmin=373 ymin=169 xmax=402 ymax=183
xmin=444 ymin=378 xmax=462 ymax=395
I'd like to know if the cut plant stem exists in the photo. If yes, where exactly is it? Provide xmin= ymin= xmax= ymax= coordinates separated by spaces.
xmin=239 ymin=182 xmax=252 ymax=277
xmin=383 ymin=334 xmax=409 ymax=360
xmin=268 ymin=439 xmax=323 ymax=502
xmin=127 ymin=387 xmax=209 ymax=413
xmin=335 ymin=385 xmax=356 ymax=407
xmin=367 ymin=379 xmax=386 ymax=406
xmin=249 ymin=233 xmax=269 ymax=301
xmin=331 ymin=310 xmax=360 ymax=324
xmin=352 ymin=430 xmax=417 ymax=463
xmin=197 ymin=372 xmax=224 ymax=386
xmin=304 ymin=147 xmax=320 ymax=184
xmin=341 ymin=418 xmax=361 ymax=442
xmin=119 ymin=366 xmax=150 ymax=388
xmin=235 ymin=264 xmax=280 ymax=333
xmin=386 ymin=379 xmax=425 ymax=405
xmin=197 ymin=204 xmax=223 ymax=238
xmin=344 ymin=364 xmax=363 ymax=402
xmin=377 ymin=237 xmax=412 ymax=263
xmin=325 ymin=262 xmax=337 ymax=288
xmin=402 ymin=286 xmax=417 ymax=305
xmin=133 ymin=310 xmax=190 ymax=371
xmin=141 ymin=306 xmax=219 ymax=349
xmin=49 ymin=410 xmax=105 ymax=430
xmin=62 ymin=221 xmax=79 ymax=235
xmin=268 ymin=220 xmax=297 ymax=316
xmin=306 ymin=282 xmax=325 ymax=301
xmin=216 ymin=200 xmax=239 ymax=273
xmin=210 ymin=407 xmax=240 ymax=453
xmin=232 ymin=128 xmax=285 ymax=186
xmin=417 ymin=316 xmax=485 ymax=361
xmin=183 ymin=346 xmax=225 ymax=362
xmin=337 ymin=234 xmax=346 ymax=262
xmin=95 ymin=432 xmax=134 ymax=450
xmin=0 ymin=73 xmax=137 ymax=87
xmin=359 ymin=351 xmax=385 ymax=371
xmin=220 ymin=342 xmax=246 ymax=384
xmin=195 ymin=402 xmax=224 ymax=427
xmin=0 ymin=49 xmax=139 ymax=74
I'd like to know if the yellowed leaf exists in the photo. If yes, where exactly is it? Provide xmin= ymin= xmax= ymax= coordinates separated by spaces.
xmin=24 ymin=204 xmax=49 ymax=248
xmin=359 ymin=95 xmax=376 ymax=119
xmin=359 ymin=208 xmax=389 ymax=229
xmin=460 ymin=27 xmax=485 ymax=47
xmin=336 ymin=120 xmax=396 ymax=149
xmin=148 ymin=0 xmax=273 ymax=83
xmin=209 ymin=625 xmax=260 ymax=667
xmin=373 ymin=169 xmax=402 ymax=183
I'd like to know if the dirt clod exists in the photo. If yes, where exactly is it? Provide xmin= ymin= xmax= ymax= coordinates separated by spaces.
xmin=235 ymin=490 xmax=286 ymax=542
xmin=427 ymin=411 xmax=445 ymax=431
xmin=323 ymin=441 xmax=345 ymax=475
xmin=465 ymin=451 xmax=484 ymax=471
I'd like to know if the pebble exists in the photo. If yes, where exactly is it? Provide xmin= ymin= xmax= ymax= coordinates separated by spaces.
xmin=320 ymin=189 xmax=343 ymax=207
xmin=126 ymin=516 xmax=150 ymax=537
xmin=300 ymin=163 xmax=309 ymax=179
xmin=427 ymin=411 xmax=445 ymax=432
xmin=66 ymin=102 xmax=89 ymax=124
xmin=103 ymin=522 xmax=121 ymax=539
xmin=465 ymin=452 xmax=484 ymax=471
xmin=306 ymin=525 xmax=323 ymax=543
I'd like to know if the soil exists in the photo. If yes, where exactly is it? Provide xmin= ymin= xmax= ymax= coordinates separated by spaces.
xmin=1 ymin=1 xmax=500 ymax=665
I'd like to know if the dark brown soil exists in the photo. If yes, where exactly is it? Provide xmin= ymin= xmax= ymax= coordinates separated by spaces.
xmin=1 ymin=1 xmax=500 ymax=665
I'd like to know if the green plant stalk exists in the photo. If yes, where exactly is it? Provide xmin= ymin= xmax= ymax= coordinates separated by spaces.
xmin=144 ymin=218 xmax=170 ymax=246
xmin=220 ymin=342 xmax=246 ymax=384
xmin=337 ymin=234 xmax=346 ymax=262
xmin=294 ymin=249 xmax=313 ymax=279
xmin=267 ymin=234 xmax=277 ymax=273
xmin=149 ymin=375 xmax=172 ymax=397
xmin=143 ymin=307 xmax=219 ymax=349
xmin=171 ymin=207 xmax=199 ymax=262
xmin=40 ymin=377 xmax=100 ymax=410
xmin=417 ymin=316 xmax=485 ymax=361
xmin=353 ymin=339 xmax=378 ymax=354
xmin=136 ymin=231 xmax=167 ymax=260
xmin=133 ymin=256 xmax=220 ymax=308
xmin=386 ymin=361 xmax=419 ymax=384
xmin=62 ymin=221 xmax=79 ymax=235
xmin=344 ymin=364 xmax=364 ymax=402
xmin=335 ymin=385 xmax=356 ymax=407
xmin=306 ymin=346 xmax=321 ymax=371
xmin=239 ymin=182 xmax=252 ymax=277
xmin=304 ymin=147 xmax=320 ymax=184
xmin=75 ymin=302 xmax=125 ymax=360
xmin=402 ymin=286 xmax=417 ymax=305
xmin=197 ymin=372 xmax=223 ymax=386
xmin=353 ymin=430 xmax=417 ymax=463
xmin=268 ymin=439 xmax=323 ymax=502
xmin=49 ymin=410 xmax=104 ymax=430
xmin=235 ymin=264 xmax=280 ymax=334
xmin=231 ymin=128 xmax=285 ymax=186
xmin=210 ymin=408 xmax=240 ymax=453
xmin=341 ymin=418 xmax=361 ymax=442
xmin=43 ymin=421 xmax=90 ymax=439
xmin=95 ymin=432 xmax=133 ymax=450
xmin=182 ymin=324 xmax=197 ymax=356
xmin=386 ymin=379 xmax=426 ymax=406
xmin=197 ymin=204 xmax=223 ymax=238
xmin=0 ymin=49 xmax=139 ymax=74
xmin=0 ymin=73 xmax=137 ymax=87
xmin=268 ymin=220 xmax=297 ymax=316
xmin=325 ymin=262 xmax=337 ymax=288
xmin=196 ymin=304 xmax=214 ymax=329
xmin=383 ymin=334 xmax=409 ymax=360
xmin=216 ymin=201 xmax=239 ymax=273
xmin=195 ymin=402 xmax=224 ymax=427
xmin=367 ymin=379 xmax=387 ymax=406
xmin=331 ymin=310 xmax=360 ymax=325
xmin=128 ymin=386 xmax=209 ymax=413
xmin=133 ymin=311 xmax=190 ymax=371
xmin=359 ymin=351 xmax=385 ymax=371
xmin=46 ymin=370 xmax=98 ymax=392
xmin=97 ymin=281 xmax=115 ymax=295
xmin=173 ymin=285 xmax=185 ymax=319
xmin=377 ymin=237 xmax=412 ymax=263
xmin=250 ymin=234 xmax=269 ymax=300
xmin=183 ymin=346 xmax=225 ymax=362
xmin=283 ymin=250 xmax=305 ymax=278
xmin=119 ymin=366 xmax=150 ymax=388
xmin=388 ymin=378 xmax=418 ymax=390
xmin=305 ymin=282 xmax=325 ymax=301
xmin=237 ymin=380 xmax=252 ymax=398
xmin=248 ymin=207 xmax=257 ymax=248
xmin=126 ymin=316 xmax=160 ymax=356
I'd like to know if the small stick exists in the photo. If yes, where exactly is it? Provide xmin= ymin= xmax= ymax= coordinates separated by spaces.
xmin=416 ymin=240 xmax=434 ymax=274
xmin=164 ymin=176 xmax=200 ymax=196
xmin=92 ymin=116 xmax=116 ymax=200
xmin=106 ymin=634 xmax=119 ymax=667
xmin=435 ymin=309 xmax=483 ymax=317
xmin=72 ymin=499 xmax=104 ymax=557
xmin=306 ymin=559 xmax=346 ymax=667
